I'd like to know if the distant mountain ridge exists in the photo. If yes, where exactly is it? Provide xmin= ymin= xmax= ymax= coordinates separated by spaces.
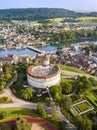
xmin=0 ymin=8 xmax=96 ymax=21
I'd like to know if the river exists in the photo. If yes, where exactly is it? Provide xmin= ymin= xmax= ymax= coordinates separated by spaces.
xmin=1 ymin=38 xmax=97 ymax=57
xmin=0 ymin=45 xmax=58 ymax=57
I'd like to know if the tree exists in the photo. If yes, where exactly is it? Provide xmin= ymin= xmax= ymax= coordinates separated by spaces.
xmin=71 ymin=94 xmax=80 ymax=102
xmin=89 ymin=77 xmax=97 ymax=87
xmin=61 ymin=82 xmax=73 ymax=94
xmin=45 ymin=97 xmax=51 ymax=106
xmin=12 ymin=117 xmax=30 ymax=130
xmin=60 ymin=95 xmax=72 ymax=109
xmin=4 ymin=73 xmax=12 ymax=80
xmin=3 ymin=64 xmax=12 ymax=74
xmin=76 ymin=116 xmax=92 ymax=130
xmin=0 ymin=111 xmax=9 ymax=119
xmin=84 ymin=78 xmax=92 ymax=89
xmin=21 ymin=87 xmax=34 ymax=100
xmin=76 ymin=76 xmax=93 ymax=93
xmin=37 ymin=103 xmax=46 ymax=118
xmin=0 ymin=80 xmax=6 ymax=91
xmin=50 ymin=85 xmax=62 ymax=99
xmin=54 ymin=92 xmax=61 ymax=103
xmin=77 ymin=81 xmax=83 ymax=92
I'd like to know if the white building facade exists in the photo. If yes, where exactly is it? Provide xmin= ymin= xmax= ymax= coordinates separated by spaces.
xmin=27 ymin=54 xmax=61 ymax=89
xmin=27 ymin=71 xmax=60 ymax=89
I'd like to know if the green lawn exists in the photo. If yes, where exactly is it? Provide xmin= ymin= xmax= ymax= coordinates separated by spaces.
xmin=77 ymin=102 xmax=91 ymax=112
xmin=58 ymin=64 xmax=88 ymax=74
xmin=0 ymin=108 xmax=34 ymax=122
xmin=61 ymin=78 xmax=76 ymax=83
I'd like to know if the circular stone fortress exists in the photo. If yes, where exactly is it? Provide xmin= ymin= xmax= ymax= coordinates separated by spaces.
xmin=27 ymin=54 xmax=61 ymax=89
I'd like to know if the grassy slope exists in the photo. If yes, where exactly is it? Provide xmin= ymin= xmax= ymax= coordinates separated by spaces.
xmin=58 ymin=64 xmax=88 ymax=74
xmin=0 ymin=108 xmax=34 ymax=122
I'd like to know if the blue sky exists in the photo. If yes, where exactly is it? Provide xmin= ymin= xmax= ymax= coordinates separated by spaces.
xmin=0 ymin=0 xmax=97 ymax=12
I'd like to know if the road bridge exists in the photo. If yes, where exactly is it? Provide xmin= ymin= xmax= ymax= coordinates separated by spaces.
xmin=26 ymin=46 xmax=45 ymax=54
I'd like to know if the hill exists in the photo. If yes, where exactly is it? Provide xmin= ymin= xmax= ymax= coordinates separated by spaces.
xmin=0 ymin=8 xmax=84 ymax=21
xmin=88 ymin=12 xmax=97 ymax=16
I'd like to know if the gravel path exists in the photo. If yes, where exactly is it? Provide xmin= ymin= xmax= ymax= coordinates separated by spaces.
xmin=0 ymin=87 xmax=37 ymax=109
xmin=0 ymin=75 xmax=37 ymax=110
xmin=31 ymin=123 xmax=44 ymax=130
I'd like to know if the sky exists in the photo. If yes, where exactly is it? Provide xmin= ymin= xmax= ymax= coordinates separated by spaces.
xmin=0 ymin=0 xmax=97 ymax=12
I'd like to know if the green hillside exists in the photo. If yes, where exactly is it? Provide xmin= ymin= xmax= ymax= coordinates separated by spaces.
xmin=0 ymin=8 xmax=84 ymax=21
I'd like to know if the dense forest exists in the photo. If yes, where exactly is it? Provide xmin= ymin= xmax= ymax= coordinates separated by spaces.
xmin=0 ymin=8 xmax=87 ymax=21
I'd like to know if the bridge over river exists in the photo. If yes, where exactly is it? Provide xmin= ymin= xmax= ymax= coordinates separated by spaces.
xmin=26 ymin=46 xmax=45 ymax=54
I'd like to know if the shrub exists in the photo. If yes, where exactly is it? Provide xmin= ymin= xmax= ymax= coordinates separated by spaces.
xmin=0 ymin=111 xmax=9 ymax=119
xmin=37 ymin=103 xmax=47 ymax=118
xmin=45 ymin=97 xmax=51 ymax=106
xmin=12 ymin=117 xmax=30 ymax=130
